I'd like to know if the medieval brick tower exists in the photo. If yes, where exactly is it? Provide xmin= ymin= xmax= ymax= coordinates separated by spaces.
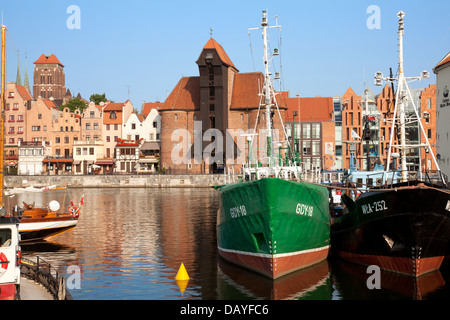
xmin=33 ymin=54 xmax=66 ymax=107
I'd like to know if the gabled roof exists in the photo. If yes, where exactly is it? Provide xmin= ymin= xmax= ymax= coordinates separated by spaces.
xmin=34 ymin=54 xmax=64 ymax=67
xmin=202 ymin=38 xmax=238 ymax=71
xmin=142 ymin=101 xmax=163 ymax=116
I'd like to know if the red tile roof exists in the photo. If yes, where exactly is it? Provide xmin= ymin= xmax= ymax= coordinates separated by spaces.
xmin=142 ymin=101 xmax=163 ymax=116
xmin=43 ymin=99 xmax=58 ymax=110
xmin=282 ymin=94 xmax=334 ymax=122
xmin=230 ymin=72 xmax=265 ymax=109
xmin=34 ymin=54 xmax=64 ymax=67
xmin=103 ymin=102 xmax=125 ymax=111
xmin=203 ymin=38 xmax=238 ymax=71
xmin=16 ymin=85 xmax=32 ymax=101
xmin=160 ymin=77 xmax=200 ymax=111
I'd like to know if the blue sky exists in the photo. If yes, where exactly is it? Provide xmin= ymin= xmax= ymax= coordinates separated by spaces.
xmin=2 ymin=0 xmax=450 ymax=110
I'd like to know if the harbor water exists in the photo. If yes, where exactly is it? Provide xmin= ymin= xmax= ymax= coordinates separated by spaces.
xmin=13 ymin=187 xmax=450 ymax=300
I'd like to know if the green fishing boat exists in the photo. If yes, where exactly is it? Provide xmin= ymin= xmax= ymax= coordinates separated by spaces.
xmin=216 ymin=11 xmax=330 ymax=279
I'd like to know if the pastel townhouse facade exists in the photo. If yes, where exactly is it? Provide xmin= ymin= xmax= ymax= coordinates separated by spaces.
xmin=121 ymin=108 xmax=161 ymax=173
xmin=99 ymin=100 xmax=133 ymax=172
xmin=5 ymin=82 xmax=33 ymax=170
xmin=123 ymin=112 xmax=145 ymax=142
xmin=81 ymin=101 xmax=103 ymax=142
xmin=73 ymin=140 xmax=104 ymax=175
xmin=26 ymin=96 xmax=60 ymax=143
xmin=48 ymin=107 xmax=82 ymax=174
xmin=17 ymin=141 xmax=51 ymax=175
xmin=115 ymin=140 xmax=140 ymax=174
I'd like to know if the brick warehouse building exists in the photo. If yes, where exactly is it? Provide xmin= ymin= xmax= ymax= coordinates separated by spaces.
xmin=159 ymin=38 xmax=286 ymax=174
xmin=341 ymin=84 xmax=437 ymax=172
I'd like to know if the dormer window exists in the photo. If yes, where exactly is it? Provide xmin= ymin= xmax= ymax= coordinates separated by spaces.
xmin=110 ymin=111 xmax=117 ymax=119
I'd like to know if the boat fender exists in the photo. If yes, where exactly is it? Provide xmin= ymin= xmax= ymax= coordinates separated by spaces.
xmin=68 ymin=206 xmax=80 ymax=218
xmin=0 ymin=252 xmax=9 ymax=277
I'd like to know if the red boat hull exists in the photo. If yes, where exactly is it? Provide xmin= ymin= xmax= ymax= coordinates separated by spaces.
xmin=218 ymin=245 xmax=329 ymax=279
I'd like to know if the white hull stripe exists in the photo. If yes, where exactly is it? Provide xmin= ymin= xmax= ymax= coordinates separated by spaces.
xmin=19 ymin=220 xmax=77 ymax=232
xmin=218 ymin=245 xmax=330 ymax=259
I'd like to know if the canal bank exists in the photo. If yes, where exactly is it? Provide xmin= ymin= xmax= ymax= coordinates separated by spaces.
xmin=5 ymin=174 xmax=228 ymax=189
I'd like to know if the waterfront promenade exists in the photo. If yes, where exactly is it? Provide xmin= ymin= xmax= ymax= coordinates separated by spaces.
xmin=5 ymin=174 xmax=228 ymax=189
xmin=21 ymin=278 xmax=53 ymax=300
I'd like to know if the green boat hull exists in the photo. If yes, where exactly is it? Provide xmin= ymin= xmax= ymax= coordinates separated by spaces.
xmin=216 ymin=177 xmax=330 ymax=279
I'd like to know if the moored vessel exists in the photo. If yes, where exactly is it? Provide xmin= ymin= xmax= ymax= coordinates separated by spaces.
xmin=331 ymin=11 xmax=450 ymax=277
xmin=216 ymin=11 xmax=330 ymax=279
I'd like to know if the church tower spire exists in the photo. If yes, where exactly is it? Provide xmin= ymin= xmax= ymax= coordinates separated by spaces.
xmin=16 ymin=51 xmax=22 ymax=85
xmin=24 ymin=53 xmax=30 ymax=92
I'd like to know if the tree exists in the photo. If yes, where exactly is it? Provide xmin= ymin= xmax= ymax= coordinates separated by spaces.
xmin=90 ymin=93 xmax=107 ymax=105
xmin=60 ymin=97 xmax=87 ymax=113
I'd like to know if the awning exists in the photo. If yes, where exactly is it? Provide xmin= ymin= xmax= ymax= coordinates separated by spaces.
xmin=140 ymin=141 xmax=160 ymax=151
xmin=95 ymin=160 xmax=115 ymax=165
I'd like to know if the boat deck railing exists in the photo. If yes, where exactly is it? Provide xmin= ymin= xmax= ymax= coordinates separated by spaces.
xmin=21 ymin=256 xmax=73 ymax=300
xmin=345 ymin=168 xmax=448 ymax=192
xmin=223 ymin=163 xmax=322 ymax=184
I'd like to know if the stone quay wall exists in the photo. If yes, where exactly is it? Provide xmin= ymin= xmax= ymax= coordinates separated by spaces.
xmin=5 ymin=174 xmax=229 ymax=189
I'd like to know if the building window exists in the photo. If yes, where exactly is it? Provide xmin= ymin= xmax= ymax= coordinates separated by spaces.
xmin=106 ymin=124 xmax=110 ymax=130
xmin=114 ymin=124 xmax=118 ymax=130
xmin=312 ymin=141 xmax=320 ymax=156
xmin=312 ymin=123 xmax=320 ymax=139
xmin=132 ymin=123 xmax=136 ymax=130
xmin=65 ymin=136 xmax=69 ymax=143
xmin=428 ymin=129 xmax=432 ymax=139
xmin=302 ymin=141 xmax=311 ymax=155
xmin=241 ymin=113 xmax=244 ymax=122
xmin=110 ymin=111 xmax=117 ymax=119
xmin=55 ymin=137 xmax=60 ymax=143
xmin=86 ymin=123 xmax=91 ymax=130
xmin=90 ymin=111 xmax=95 ymax=118
xmin=32 ymin=126 xmax=40 ymax=131
xmin=153 ymin=121 xmax=157 ymax=128
xmin=94 ymin=122 xmax=99 ymax=130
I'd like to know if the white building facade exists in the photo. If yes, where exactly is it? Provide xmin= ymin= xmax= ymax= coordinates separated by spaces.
xmin=434 ymin=52 xmax=450 ymax=178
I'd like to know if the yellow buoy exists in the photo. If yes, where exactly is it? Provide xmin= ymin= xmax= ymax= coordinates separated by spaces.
xmin=175 ymin=263 xmax=190 ymax=281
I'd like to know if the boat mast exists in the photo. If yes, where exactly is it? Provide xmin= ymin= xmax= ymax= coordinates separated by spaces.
xmin=0 ymin=25 xmax=5 ymax=207
xmin=249 ymin=10 xmax=281 ymax=168
xmin=396 ymin=11 xmax=408 ymax=182
xmin=375 ymin=11 xmax=435 ymax=183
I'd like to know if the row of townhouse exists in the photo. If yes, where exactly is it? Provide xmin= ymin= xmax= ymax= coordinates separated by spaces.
xmin=6 ymin=82 xmax=161 ymax=175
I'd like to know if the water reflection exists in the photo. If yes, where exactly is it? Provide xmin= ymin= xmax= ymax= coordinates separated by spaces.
xmin=12 ymin=187 xmax=450 ymax=300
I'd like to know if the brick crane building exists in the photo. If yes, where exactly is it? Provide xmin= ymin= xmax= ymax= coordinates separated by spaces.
xmin=159 ymin=38 xmax=287 ymax=174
